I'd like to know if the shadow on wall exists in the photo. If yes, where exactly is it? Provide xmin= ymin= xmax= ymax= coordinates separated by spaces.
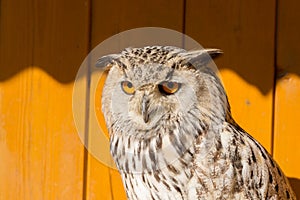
xmin=289 ymin=177 xmax=300 ymax=198
xmin=1 ymin=53 xmax=300 ymax=94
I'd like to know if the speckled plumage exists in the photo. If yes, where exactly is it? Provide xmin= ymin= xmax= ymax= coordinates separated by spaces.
xmin=98 ymin=46 xmax=296 ymax=200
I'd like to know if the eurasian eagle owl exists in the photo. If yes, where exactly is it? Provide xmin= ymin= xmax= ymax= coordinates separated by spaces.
xmin=97 ymin=46 xmax=295 ymax=199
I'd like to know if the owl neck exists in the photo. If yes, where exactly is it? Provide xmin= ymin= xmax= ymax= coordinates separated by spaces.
xmin=115 ymin=122 xmax=227 ymax=199
xmin=110 ymin=108 xmax=225 ymax=174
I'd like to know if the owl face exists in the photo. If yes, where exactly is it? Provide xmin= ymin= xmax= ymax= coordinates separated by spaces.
xmin=105 ymin=63 xmax=200 ymax=133
xmin=99 ymin=46 xmax=224 ymax=138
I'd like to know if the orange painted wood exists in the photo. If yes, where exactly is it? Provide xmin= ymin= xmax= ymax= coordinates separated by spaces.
xmin=185 ymin=0 xmax=276 ymax=153
xmin=274 ymin=0 xmax=300 ymax=196
xmin=0 ymin=71 xmax=34 ymax=199
xmin=30 ymin=0 xmax=89 ymax=198
xmin=0 ymin=0 xmax=89 ymax=199
xmin=0 ymin=70 xmax=85 ymax=199
xmin=32 ymin=0 xmax=90 ymax=197
xmin=33 ymin=0 xmax=90 ymax=82
xmin=0 ymin=0 xmax=34 ymax=81
xmin=90 ymin=0 xmax=185 ymax=48
xmin=0 ymin=0 xmax=35 ymax=198
xmin=30 ymin=68 xmax=85 ymax=199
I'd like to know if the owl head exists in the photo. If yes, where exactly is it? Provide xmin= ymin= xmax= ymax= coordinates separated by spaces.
xmin=97 ymin=46 xmax=230 ymax=172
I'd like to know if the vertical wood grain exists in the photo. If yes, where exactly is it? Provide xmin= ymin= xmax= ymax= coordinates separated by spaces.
xmin=90 ymin=0 xmax=184 ymax=48
xmin=0 ymin=0 xmax=90 ymax=199
xmin=32 ymin=0 xmax=90 ymax=198
xmin=0 ymin=0 xmax=34 ymax=80
xmin=185 ymin=0 xmax=276 ymax=153
xmin=0 ymin=0 xmax=34 ymax=198
xmin=0 ymin=70 xmax=34 ymax=199
xmin=274 ymin=0 xmax=300 ymax=196
xmin=86 ymin=1 xmax=185 ymax=199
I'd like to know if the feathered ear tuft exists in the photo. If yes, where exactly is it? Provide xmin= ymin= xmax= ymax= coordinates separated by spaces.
xmin=95 ymin=54 xmax=122 ymax=69
xmin=204 ymin=49 xmax=223 ymax=59
xmin=178 ymin=48 xmax=222 ymax=68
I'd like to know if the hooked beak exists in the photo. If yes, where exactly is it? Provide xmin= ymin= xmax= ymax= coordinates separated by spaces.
xmin=142 ymin=95 xmax=149 ymax=123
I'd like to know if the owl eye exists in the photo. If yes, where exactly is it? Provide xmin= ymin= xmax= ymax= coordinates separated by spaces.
xmin=121 ymin=81 xmax=135 ymax=95
xmin=158 ymin=81 xmax=181 ymax=95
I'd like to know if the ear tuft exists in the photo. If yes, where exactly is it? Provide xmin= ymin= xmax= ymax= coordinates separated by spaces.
xmin=95 ymin=54 xmax=121 ymax=69
xmin=178 ymin=48 xmax=222 ymax=68
xmin=204 ymin=48 xmax=223 ymax=59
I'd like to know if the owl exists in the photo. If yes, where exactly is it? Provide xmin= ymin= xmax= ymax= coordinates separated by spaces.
xmin=97 ymin=46 xmax=296 ymax=199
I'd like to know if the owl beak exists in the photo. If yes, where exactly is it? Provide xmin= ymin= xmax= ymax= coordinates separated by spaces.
xmin=142 ymin=96 xmax=149 ymax=123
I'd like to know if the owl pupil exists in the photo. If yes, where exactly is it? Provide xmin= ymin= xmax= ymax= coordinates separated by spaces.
xmin=167 ymin=82 xmax=174 ymax=88
xmin=127 ymin=82 xmax=133 ymax=88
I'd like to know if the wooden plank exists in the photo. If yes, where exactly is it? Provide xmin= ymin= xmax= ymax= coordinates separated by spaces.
xmin=0 ymin=0 xmax=34 ymax=81
xmin=32 ymin=0 xmax=89 ymax=198
xmin=0 ymin=0 xmax=89 ymax=199
xmin=33 ymin=0 xmax=90 ymax=82
xmin=185 ymin=0 xmax=276 ymax=153
xmin=86 ymin=0 xmax=185 ymax=199
xmin=90 ymin=0 xmax=184 ymax=48
xmin=0 ymin=68 xmax=85 ymax=199
xmin=0 ymin=0 xmax=34 ymax=199
xmin=274 ymin=0 xmax=300 ymax=196
xmin=30 ymin=68 xmax=85 ymax=199
xmin=0 ymin=70 xmax=34 ymax=199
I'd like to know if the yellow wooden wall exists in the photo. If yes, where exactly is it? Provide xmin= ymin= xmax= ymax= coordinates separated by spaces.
xmin=0 ymin=0 xmax=299 ymax=199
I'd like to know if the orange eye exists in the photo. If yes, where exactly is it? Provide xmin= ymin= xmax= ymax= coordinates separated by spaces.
xmin=159 ymin=81 xmax=181 ymax=95
xmin=121 ymin=81 xmax=135 ymax=95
